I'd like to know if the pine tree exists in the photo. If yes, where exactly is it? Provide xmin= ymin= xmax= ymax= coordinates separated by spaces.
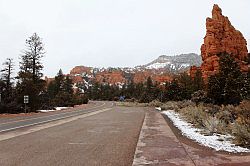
xmin=140 ymin=77 xmax=154 ymax=103
xmin=1 ymin=58 xmax=14 ymax=93
xmin=166 ymin=79 xmax=183 ymax=101
xmin=242 ymin=70 xmax=250 ymax=100
xmin=62 ymin=76 xmax=73 ymax=95
xmin=0 ymin=58 xmax=15 ymax=103
xmin=90 ymin=82 xmax=101 ymax=100
xmin=207 ymin=74 xmax=224 ymax=104
xmin=193 ymin=69 xmax=204 ymax=91
xmin=17 ymin=33 xmax=46 ymax=111
xmin=207 ymin=53 xmax=245 ymax=105
xmin=54 ymin=69 xmax=64 ymax=94
xmin=176 ymin=73 xmax=194 ymax=100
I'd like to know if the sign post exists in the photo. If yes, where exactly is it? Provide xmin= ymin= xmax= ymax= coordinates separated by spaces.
xmin=24 ymin=95 xmax=29 ymax=113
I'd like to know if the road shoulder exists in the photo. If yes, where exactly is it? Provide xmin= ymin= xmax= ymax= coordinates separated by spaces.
xmin=133 ymin=108 xmax=195 ymax=166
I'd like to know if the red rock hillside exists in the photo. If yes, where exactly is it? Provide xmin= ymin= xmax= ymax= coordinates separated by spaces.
xmin=70 ymin=66 xmax=92 ymax=76
xmin=67 ymin=66 xmax=173 ymax=86
xmin=191 ymin=4 xmax=249 ymax=81
xmin=95 ymin=71 xmax=126 ymax=85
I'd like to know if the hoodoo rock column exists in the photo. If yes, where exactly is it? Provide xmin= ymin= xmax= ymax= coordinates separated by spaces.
xmin=191 ymin=4 xmax=249 ymax=81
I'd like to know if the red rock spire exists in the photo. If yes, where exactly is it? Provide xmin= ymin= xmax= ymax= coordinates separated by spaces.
xmin=190 ymin=4 xmax=249 ymax=82
xmin=200 ymin=4 xmax=249 ymax=80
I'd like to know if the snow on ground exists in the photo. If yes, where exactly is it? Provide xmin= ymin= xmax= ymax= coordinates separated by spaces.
xmin=38 ymin=107 xmax=70 ymax=113
xmin=38 ymin=110 xmax=57 ymax=113
xmin=162 ymin=110 xmax=250 ymax=153
xmin=146 ymin=62 xmax=170 ymax=69
xmin=155 ymin=107 xmax=162 ymax=111
xmin=55 ymin=107 xmax=69 ymax=111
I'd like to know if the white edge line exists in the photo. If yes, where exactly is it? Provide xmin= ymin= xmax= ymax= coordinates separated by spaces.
xmin=0 ymin=106 xmax=109 ymax=133
xmin=0 ymin=108 xmax=112 ymax=141
xmin=0 ymin=102 xmax=106 ymax=126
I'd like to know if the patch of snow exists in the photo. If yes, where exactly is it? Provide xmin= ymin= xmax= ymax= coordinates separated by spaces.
xmin=55 ymin=107 xmax=69 ymax=111
xmin=38 ymin=107 xmax=70 ymax=113
xmin=162 ymin=110 xmax=250 ymax=153
xmin=180 ymin=63 xmax=190 ymax=68
xmin=170 ymin=64 xmax=176 ymax=70
xmin=38 ymin=110 xmax=56 ymax=113
xmin=155 ymin=107 xmax=162 ymax=111
xmin=146 ymin=62 xmax=170 ymax=69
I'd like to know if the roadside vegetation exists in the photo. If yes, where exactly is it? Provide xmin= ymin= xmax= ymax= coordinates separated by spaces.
xmin=114 ymin=53 xmax=250 ymax=148
xmin=0 ymin=33 xmax=88 ymax=114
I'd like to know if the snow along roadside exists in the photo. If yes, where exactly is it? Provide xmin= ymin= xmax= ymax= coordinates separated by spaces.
xmin=162 ymin=110 xmax=250 ymax=153
xmin=38 ymin=107 xmax=72 ymax=113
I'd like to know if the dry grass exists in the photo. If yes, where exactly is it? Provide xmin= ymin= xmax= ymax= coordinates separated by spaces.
xmin=115 ymin=102 xmax=148 ymax=107
xmin=118 ymin=99 xmax=250 ymax=147
xmin=232 ymin=122 xmax=250 ymax=148
xmin=179 ymin=105 xmax=208 ymax=128
xmin=161 ymin=100 xmax=250 ymax=147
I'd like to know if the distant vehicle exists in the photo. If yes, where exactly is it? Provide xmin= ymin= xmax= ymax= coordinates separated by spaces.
xmin=119 ymin=96 xmax=125 ymax=101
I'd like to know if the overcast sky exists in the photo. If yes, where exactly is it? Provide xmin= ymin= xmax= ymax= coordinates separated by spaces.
xmin=0 ymin=0 xmax=249 ymax=77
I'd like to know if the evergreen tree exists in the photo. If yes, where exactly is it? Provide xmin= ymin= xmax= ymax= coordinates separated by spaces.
xmin=54 ymin=69 xmax=64 ymax=94
xmin=17 ymin=33 xmax=46 ymax=111
xmin=176 ymin=73 xmax=194 ymax=100
xmin=47 ymin=81 xmax=57 ymax=100
xmin=46 ymin=69 xmax=65 ymax=103
xmin=1 ymin=58 xmax=14 ymax=94
xmin=134 ymin=82 xmax=144 ymax=100
xmin=62 ymin=76 xmax=74 ymax=95
xmin=207 ymin=53 xmax=245 ymax=105
xmin=125 ymin=81 xmax=135 ymax=99
xmin=193 ymin=69 xmax=204 ymax=92
xmin=207 ymin=75 xmax=224 ymax=104
xmin=0 ymin=58 xmax=15 ymax=103
xmin=140 ymin=77 xmax=154 ymax=103
xmin=242 ymin=70 xmax=250 ymax=100
xmin=166 ymin=79 xmax=183 ymax=101
xmin=90 ymin=82 xmax=101 ymax=100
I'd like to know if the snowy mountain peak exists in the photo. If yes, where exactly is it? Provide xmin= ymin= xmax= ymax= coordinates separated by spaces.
xmin=140 ymin=53 xmax=202 ymax=72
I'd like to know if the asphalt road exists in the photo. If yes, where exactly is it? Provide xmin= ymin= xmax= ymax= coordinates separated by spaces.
xmin=0 ymin=102 xmax=145 ymax=166
xmin=0 ymin=101 xmax=111 ymax=133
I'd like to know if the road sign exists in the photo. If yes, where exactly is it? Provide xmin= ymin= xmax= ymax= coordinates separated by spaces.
xmin=24 ymin=95 xmax=29 ymax=104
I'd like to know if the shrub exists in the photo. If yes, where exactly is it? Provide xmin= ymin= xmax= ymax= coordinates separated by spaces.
xmin=232 ymin=122 xmax=250 ymax=148
xmin=204 ymin=117 xmax=219 ymax=134
xmin=191 ymin=90 xmax=208 ymax=104
xmin=161 ymin=101 xmax=179 ymax=111
xmin=180 ymin=105 xmax=208 ymax=128
xmin=148 ymin=100 xmax=162 ymax=107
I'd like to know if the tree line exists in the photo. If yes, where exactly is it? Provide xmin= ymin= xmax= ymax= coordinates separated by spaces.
xmin=87 ymin=52 xmax=250 ymax=105
xmin=1 ymin=33 xmax=249 ymax=114
xmin=0 ymin=33 xmax=88 ymax=114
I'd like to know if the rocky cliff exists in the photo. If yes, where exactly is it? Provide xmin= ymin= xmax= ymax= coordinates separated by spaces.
xmin=191 ymin=4 xmax=249 ymax=80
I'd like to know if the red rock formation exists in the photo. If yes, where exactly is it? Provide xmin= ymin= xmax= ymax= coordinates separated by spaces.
xmin=133 ymin=70 xmax=172 ymax=84
xmin=133 ymin=71 xmax=152 ymax=84
xmin=95 ymin=71 xmax=126 ymax=85
xmin=153 ymin=75 xmax=172 ymax=84
xmin=70 ymin=66 xmax=92 ymax=75
xmin=71 ymin=75 xmax=84 ymax=84
xmin=191 ymin=4 xmax=249 ymax=81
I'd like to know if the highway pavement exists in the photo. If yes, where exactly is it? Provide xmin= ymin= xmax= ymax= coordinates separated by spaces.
xmin=0 ymin=102 xmax=145 ymax=166
xmin=0 ymin=101 xmax=111 ymax=133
